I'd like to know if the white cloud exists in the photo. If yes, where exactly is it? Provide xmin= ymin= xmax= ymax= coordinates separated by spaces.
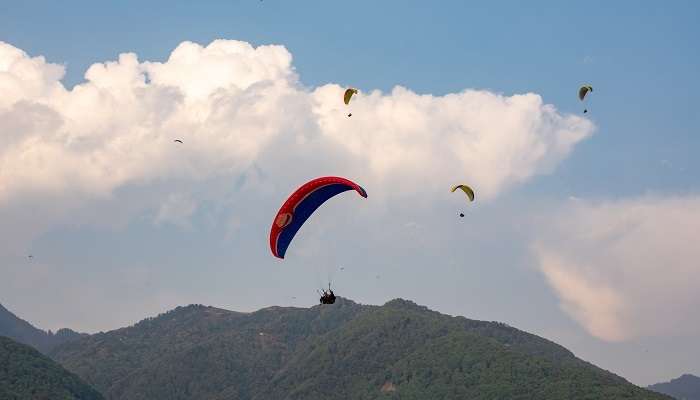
xmin=154 ymin=193 xmax=197 ymax=228
xmin=534 ymin=196 xmax=700 ymax=342
xmin=312 ymin=85 xmax=591 ymax=199
xmin=0 ymin=39 xmax=592 ymax=211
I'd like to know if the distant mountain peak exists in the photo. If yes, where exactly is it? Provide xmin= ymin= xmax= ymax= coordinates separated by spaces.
xmin=648 ymin=373 xmax=700 ymax=399
xmin=0 ymin=301 xmax=85 ymax=354
xmin=383 ymin=298 xmax=430 ymax=311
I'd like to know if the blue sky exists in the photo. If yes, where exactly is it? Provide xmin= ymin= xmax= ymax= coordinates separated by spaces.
xmin=1 ymin=0 xmax=699 ymax=385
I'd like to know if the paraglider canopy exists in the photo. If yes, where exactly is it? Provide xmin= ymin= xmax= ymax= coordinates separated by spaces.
xmin=343 ymin=88 xmax=358 ymax=105
xmin=578 ymin=85 xmax=593 ymax=101
xmin=451 ymin=184 xmax=475 ymax=202
xmin=269 ymin=176 xmax=367 ymax=259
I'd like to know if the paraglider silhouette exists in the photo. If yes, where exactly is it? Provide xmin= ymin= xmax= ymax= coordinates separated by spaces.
xmin=578 ymin=84 xmax=593 ymax=114
xmin=451 ymin=185 xmax=474 ymax=219
xmin=344 ymin=88 xmax=357 ymax=117
xmin=343 ymin=88 xmax=357 ymax=105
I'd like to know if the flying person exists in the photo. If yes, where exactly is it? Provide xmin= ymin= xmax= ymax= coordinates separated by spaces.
xmin=578 ymin=84 xmax=593 ymax=114
xmin=344 ymin=88 xmax=358 ymax=117
xmin=319 ymin=283 xmax=336 ymax=304
xmin=451 ymin=184 xmax=475 ymax=219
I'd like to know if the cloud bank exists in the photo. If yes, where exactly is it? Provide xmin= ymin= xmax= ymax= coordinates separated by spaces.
xmin=534 ymin=196 xmax=700 ymax=342
xmin=0 ymin=39 xmax=591 ymax=214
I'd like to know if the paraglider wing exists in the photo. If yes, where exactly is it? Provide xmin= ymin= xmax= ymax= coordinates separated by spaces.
xmin=270 ymin=176 xmax=367 ymax=259
xmin=343 ymin=88 xmax=358 ymax=105
xmin=451 ymin=184 xmax=475 ymax=202
xmin=578 ymin=85 xmax=593 ymax=101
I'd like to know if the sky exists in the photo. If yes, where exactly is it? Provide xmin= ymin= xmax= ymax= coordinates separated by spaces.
xmin=1 ymin=0 xmax=699 ymax=386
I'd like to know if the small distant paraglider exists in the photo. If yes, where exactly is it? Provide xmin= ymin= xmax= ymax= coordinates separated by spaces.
xmin=343 ymin=88 xmax=357 ymax=105
xmin=451 ymin=184 xmax=475 ymax=218
xmin=578 ymin=84 xmax=593 ymax=114
xmin=344 ymin=88 xmax=358 ymax=117
xmin=174 ymin=139 xmax=183 ymax=144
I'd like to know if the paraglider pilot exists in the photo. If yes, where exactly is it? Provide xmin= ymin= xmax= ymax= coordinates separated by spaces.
xmin=319 ymin=283 xmax=336 ymax=304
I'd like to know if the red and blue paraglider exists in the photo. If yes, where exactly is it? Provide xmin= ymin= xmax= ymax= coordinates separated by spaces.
xmin=269 ymin=176 xmax=367 ymax=259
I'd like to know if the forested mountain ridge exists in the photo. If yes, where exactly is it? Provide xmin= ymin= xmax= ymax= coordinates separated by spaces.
xmin=0 ymin=302 xmax=84 ymax=353
xmin=50 ymin=297 xmax=670 ymax=400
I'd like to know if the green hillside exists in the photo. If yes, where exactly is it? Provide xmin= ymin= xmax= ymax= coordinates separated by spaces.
xmin=0 ymin=303 xmax=84 ymax=354
xmin=51 ymin=298 xmax=669 ymax=400
xmin=0 ymin=335 xmax=103 ymax=400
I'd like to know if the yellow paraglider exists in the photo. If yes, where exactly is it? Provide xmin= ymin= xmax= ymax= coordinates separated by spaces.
xmin=343 ymin=88 xmax=358 ymax=105
xmin=451 ymin=184 xmax=475 ymax=202
xmin=343 ymin=88 xmax=358 ymax=117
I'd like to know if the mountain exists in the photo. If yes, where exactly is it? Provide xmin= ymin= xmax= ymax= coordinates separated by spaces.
xmin=648 ymin=374 xmax=700 ymax=399
xmin=51 ymin=298 xmax=670 ymax=400
xmin=0 ymin=335 xmax=104 ymax=400
xmin=0 ymin=303 xmax=85 ymax=354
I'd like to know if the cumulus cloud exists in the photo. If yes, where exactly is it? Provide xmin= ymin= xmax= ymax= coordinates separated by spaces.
xmin=534 ymin=196 xmax=700 ymax=342
xmin=0 ymin=39 xmax=591 ymax=212
xmin=313 ymin=85 xmax=590 ymax=199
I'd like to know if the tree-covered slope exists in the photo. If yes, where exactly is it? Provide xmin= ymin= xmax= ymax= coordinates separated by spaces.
xmin=260 ymin=299 xmax=666 ymax=400
xmin=51 ymin=298 xmax=669 ymax=400
xmin=0 ymin=303 xmax=84 ymax=354
xmin=0 ymin=336 xmax=103 ymax=400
